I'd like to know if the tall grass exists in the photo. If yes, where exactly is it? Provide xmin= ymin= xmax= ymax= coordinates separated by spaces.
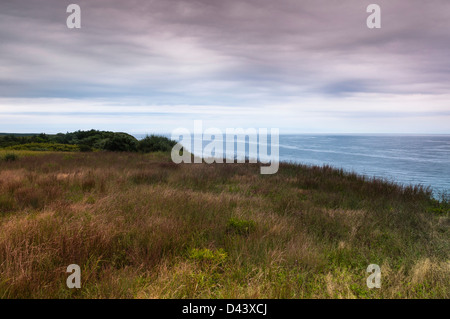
xmin=0 ymin=152 xmax=448 ymax=298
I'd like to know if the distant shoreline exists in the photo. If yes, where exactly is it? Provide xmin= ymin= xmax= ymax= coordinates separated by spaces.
xmin=2 ymin=132 xmax=449 ymax=197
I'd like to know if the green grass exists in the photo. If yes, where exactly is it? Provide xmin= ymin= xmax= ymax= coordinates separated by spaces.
xmin=0 ymin=151 xmax=448 ymax=299
xmin=189 ymin=248 xmax=228 ymax=265
xmin=226 ymin=217 xmax=256 ymax=235
xmin=2 ymin=143 xmax=80 ymax=152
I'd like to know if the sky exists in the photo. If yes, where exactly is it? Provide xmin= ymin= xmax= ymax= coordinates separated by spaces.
xmin=0 ymin=0 xmax=449 ymax=134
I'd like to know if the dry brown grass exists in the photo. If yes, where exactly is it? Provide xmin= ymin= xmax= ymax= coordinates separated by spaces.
xmin=0 ymin=151 xmax=448 ymax=298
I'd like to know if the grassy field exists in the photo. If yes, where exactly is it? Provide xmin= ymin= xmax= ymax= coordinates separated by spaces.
xmin=0 ymin=151 xmax=448 ymax=298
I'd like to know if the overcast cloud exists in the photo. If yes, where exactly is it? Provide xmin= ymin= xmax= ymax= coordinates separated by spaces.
xmin=0 ymin=0 xmax=449 ymax=133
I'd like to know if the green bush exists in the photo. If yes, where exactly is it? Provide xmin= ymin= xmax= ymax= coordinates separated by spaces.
xmin=104 ymin=133 xmax=138 ymax=152
xmin=0 ymin=131 xmax=175 ymax=154
xmin=2 ymin=153 xmax=18 ymax=162
xmin=79 ymin=144 xmax=93 ymax=152
xmin=138 ymin=135 xmax=177 ymax=153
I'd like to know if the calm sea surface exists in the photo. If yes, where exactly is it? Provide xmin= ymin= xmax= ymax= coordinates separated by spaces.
xmin=277 ymin=135 xmax=450 ymax=197
xmin=136 ymin=134 xmax=450 ymax=197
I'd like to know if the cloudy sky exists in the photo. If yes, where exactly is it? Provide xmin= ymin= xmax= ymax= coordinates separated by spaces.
xmin=1 ymin=0 xmax=449 ymax=134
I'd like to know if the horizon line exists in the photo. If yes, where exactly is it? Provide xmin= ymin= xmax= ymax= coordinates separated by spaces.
xmin=1 ymin=131 xmax=450 ymax=137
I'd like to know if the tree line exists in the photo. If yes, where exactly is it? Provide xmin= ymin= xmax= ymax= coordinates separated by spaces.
xmin=0 ymin=130 xmax=177 ymax=153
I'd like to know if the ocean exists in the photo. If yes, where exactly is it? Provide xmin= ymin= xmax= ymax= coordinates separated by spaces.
xmin=277 ymin=135 xmax=450 ymax=197
xmin=135 ymin=134 xmax=450 ymax=197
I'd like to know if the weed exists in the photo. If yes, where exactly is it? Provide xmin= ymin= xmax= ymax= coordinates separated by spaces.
xmin=189 ymin=248 xmax=228 ymax=265
xmin=226 ymin=217 xmax=256 ymax=235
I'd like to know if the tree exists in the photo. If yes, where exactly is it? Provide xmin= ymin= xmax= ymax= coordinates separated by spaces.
xmin=103 ymin=133 xmax=138 ymax=152
xmin=138 ymin=135 xmax=177 ymax=153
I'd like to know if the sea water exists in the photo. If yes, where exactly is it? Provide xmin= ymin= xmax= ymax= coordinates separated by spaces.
xmin=135 ymin=134 xmax=450 ymax=197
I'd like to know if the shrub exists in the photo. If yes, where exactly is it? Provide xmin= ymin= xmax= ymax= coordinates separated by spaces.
xmin=104 ymin=133 xmax=138 ymax=152
xmin=79 ymin=144 xmax=93 ymax=152
xmin=0 ymin=131 xmax=174 ymax=154
xmin=3 ymin=153 xmax=18 ymax=162
xmin=138 ymin=135 xmax=177 ymax=153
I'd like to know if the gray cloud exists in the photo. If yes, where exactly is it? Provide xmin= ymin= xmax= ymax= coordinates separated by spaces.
xmin=0 ymin=0 xmax=449 ymax=133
